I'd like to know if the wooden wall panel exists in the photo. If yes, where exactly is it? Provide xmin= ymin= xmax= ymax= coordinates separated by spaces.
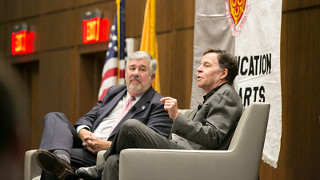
xmin=6 ymin=62 xmax=38 ymax=179
xmin=40 ymin=0 xmax=75 ymax=14
xmin=38 ymin=49 xmax=74 ymax=121
xmin=40 ymin=10 xmax=74 ymax=51
xmin=174 ymin=0 xmax=195 ymax=29
xmin=30 ymin=63 xmax=40 ymax=149
xmin=0 ymin=0 xmax=6 ymax=22
xmin=283 ymin=0 xmax=320 ymax=11
xmin=157 ymin=0 xmax=173 ymax=33
xmin=126 ymin=0 xmax=174 ymax=36
xmin=75 ymin=2 xmax=116 ymax=46
xmin=0 ymin=24 xmax=5 ymax=57
xmin=75 ymin=52 xmax=105 ymax=120
xmin=126 ymin=0 xmax=146 ymax=37
xmin=77 ymin=0 xmax=113 ymax=7
xmin=171 ymin=29 xmax=194 ymax=109
xmin=259 ymin=8 xmax=320 ymax=180
xmin=157 ymin=33 xmax=174 ymax=97
xmin=6 ymin=0 xmax=40 ymax=20
xmin=281 ymin=8 xmax=320 ymax=179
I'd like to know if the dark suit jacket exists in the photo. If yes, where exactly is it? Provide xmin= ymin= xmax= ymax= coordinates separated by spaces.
xmin=75 ymin=85 xmax=172 ymax=140
xmin=171 ymin=83 xmax=244 ymax=150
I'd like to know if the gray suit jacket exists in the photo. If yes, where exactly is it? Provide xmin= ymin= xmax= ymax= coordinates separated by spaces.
xmin=171 ymin=83 xmax=243 ymax=150
xmin=75 ymin=85 xmax=172 ymax=140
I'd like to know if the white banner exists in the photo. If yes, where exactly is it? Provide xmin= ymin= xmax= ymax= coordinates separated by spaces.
xmin=192 ymin=0 xmax=282 ymax=168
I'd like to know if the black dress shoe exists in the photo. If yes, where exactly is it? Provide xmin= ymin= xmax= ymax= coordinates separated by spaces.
xmin=35 ymin=149 xmax=77 ymax=180
xmin=75 ymin=163 xmax=104 ymax=180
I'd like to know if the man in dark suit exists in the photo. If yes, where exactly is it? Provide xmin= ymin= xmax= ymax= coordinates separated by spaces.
xmin=76 ymin=48 xmax=244 ymax=180
xmin=35 ymin=51 xmax=172 ymax=180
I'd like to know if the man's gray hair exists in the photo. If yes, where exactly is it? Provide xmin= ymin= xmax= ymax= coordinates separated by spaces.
xmin=126 ymin=51 xmax=157 ymax=75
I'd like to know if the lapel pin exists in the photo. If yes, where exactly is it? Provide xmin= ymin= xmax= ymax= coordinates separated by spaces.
xmin=142 ymin=106 xmax=145 ymax=110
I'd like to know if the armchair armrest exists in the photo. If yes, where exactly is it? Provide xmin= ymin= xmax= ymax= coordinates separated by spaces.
xmin=24 ymin=150 xmax=41 ymax=180
xmin=96 ymin=150 xmax=107 ymax=165
xmin=119 ymin=148 xmax=251 ymax=180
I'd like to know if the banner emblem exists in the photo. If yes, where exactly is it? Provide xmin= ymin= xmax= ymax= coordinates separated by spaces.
xmin=225 ymin=0 xmax=250 ymax=36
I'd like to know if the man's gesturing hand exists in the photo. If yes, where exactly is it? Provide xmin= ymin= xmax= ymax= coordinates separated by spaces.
xmin=160 ymin=97 xmax=179 ymax=120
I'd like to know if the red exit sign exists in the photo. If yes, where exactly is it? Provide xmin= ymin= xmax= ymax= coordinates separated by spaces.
xmin=11 ymin=24 xmax=35 ymax=55
xmin=82 ymin=9 xmax=109 ymax=44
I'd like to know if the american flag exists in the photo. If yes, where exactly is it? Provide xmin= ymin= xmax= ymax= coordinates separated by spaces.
xmin=98 ymin=0 xmax=126 ymax=101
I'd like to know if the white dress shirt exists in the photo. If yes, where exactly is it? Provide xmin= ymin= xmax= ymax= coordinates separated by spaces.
xmin=77 ymin=92 xmax=141 ymax=140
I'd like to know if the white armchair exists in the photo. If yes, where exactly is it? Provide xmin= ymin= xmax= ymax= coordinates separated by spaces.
xmin=118 ymin=103 xmax=270 ymax=180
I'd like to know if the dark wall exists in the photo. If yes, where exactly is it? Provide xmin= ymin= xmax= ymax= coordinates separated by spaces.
xmin=0 ymin=0 xmax=319 ymax=179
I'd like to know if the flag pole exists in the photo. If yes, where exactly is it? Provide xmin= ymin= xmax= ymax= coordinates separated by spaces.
xmin=116 ymin=0 xmax=121 ymax=84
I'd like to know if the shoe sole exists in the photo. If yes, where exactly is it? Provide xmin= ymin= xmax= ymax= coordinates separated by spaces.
xmin=36 ymin=150 xmax=58 ymax=173
xmin=35 ymin=150 xmax=76 ymax=180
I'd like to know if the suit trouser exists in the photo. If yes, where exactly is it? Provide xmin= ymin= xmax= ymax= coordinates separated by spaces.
xmin=102 ymin=119 xmax=181 ymax=180
xmin=39 ymin=112 xmax=96 ymax=179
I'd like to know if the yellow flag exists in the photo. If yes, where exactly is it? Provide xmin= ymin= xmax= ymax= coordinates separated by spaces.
xmin=140 ymin=0 xmax=160 ymax=93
